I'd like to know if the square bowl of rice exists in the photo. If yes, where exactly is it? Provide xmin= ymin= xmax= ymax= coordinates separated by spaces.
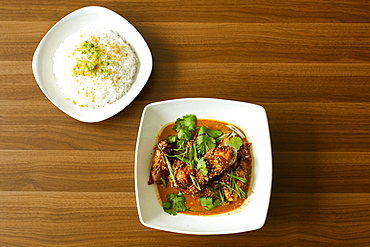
xmin=135 ymin=98 xmax=273 ymax=235
xmin=32 ymin=6 xmax=152 ymax=122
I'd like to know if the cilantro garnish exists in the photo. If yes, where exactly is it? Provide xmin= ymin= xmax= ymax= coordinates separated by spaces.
xmin=196 ymin=126 xmax=223 ymax=155
xmin=228 ymin=136 xmax=242 ymax=150
xmin=174 ymin=114 xmax=197 ymax=132
xmin=198 ymin=125 xmax=223 ymax=138
xmin=196 ymin=157 xmax=208 ymax=176
xmin=196 ymin=134 xmax=215 ymax=155
xmin=199 ymin=197 xmax=222 ymax=211
xmin=177 ymin=126 xmax=192 ymax=141
xmin=163 ymin=192 xmax=187 ymax=215
xmin=171 ymin=115 xmax=197 ymax=150
xmin=167 ymin=135 xmax=177 ymax=144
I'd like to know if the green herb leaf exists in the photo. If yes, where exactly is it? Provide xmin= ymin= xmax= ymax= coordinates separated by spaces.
xmin=171 ymin=115 xmax=197 ymax=151
xmin=214 ymin=199 xmax=222 ymax=207
xmin=196 ymin=157 xmax=208 ymax=176
xmin=163 ymin=192 xmax=187 ymax=215
xmin=172 ymin=194 xmax=186 ymax=212
xmin=199 ymin=197 xmax=213 ymax=210
xmin=198 ymin=126 xmax=222 ymax=138
xmin=199 ymin=197 xmax=222 ymax=211
xmin=168 ymin=135 xmax=177 ymax=144
xmin=206 ymin=129 xmax=223 ymax=138
xmin=196 ymin=134 xmax=216 ymax=155
xmin=228 ymin=136 xmax=242 ymax=150
xmin=173 ymin=114 xmax=196 ymax=132
xmin=163 ymin=201 xmax=171 ymax=209
xmin=196 ymin=126 xmax=223 ymax=155
xmin=177 ymin=126 xmax=192 ymax=141
xmin=163 ymin=208 xmax=177 ymax=215
xmin=198 ymin=125 xmax=207 ymax=135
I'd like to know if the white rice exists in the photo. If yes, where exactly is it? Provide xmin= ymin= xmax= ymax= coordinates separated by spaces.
xmin=53 ymin=27 xmax=139 ymax=108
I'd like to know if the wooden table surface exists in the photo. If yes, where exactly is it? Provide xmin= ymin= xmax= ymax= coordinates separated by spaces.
xmin=1 ymin=0 xmax=370 ymax=246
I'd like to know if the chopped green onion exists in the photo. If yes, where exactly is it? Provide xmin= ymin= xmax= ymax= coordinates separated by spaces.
xmin=190 ymin=175 xmax=201 ymax=191
xmin=160 ymin=177 xmax=167 ymax=186
xmin=228 ymin=173 xmax=247 ymax=183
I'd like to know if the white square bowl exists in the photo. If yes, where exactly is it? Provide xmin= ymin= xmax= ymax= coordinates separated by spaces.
xmin=135 ymin=98 xmax=272 ymax=235
xmin=32 ymin=6 xmax=152 ymax=122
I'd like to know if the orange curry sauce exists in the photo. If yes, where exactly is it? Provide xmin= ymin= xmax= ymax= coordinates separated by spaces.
xmin=154 ymin=119 xmax=253 ymax=216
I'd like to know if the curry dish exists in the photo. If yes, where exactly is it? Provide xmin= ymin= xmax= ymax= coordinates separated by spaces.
xmin=148 ymin=115 xmax=252 ymax=216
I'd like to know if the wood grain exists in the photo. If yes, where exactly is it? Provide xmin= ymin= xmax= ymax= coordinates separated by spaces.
xmin=0 ymin=151 xmax=133 ymax=192
xmin=0 ymin=193 xmax=369 ymax=246
xmin=0 ymin=0 xmax=369 ymax=245
xmin=0 ymin=0 xmax=369 ymax=23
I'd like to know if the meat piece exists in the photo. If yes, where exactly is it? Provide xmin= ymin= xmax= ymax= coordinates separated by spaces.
xmin=199 ymin=186 xmax=216 ymax=198
xmin=238 ymin=142 xmax=252 ymax=164
xmin=173 ymin=160 xmax=192 ymax=187
xmin=203 ymin=146 xmax=237 ymax=179
xmin=171 ymin=160 xmax=200 ymax=196
xmin=148 ymin=140 xmax=172 ymax=185
xmin=194 ymin=146 xmax=237 ymax=192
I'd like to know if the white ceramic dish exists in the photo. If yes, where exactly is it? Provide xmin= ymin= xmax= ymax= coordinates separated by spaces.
xmin=135 ymin=98 xmax=272 ymax=235
xmin=32 ymin=6 xmax=152 ymax=122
